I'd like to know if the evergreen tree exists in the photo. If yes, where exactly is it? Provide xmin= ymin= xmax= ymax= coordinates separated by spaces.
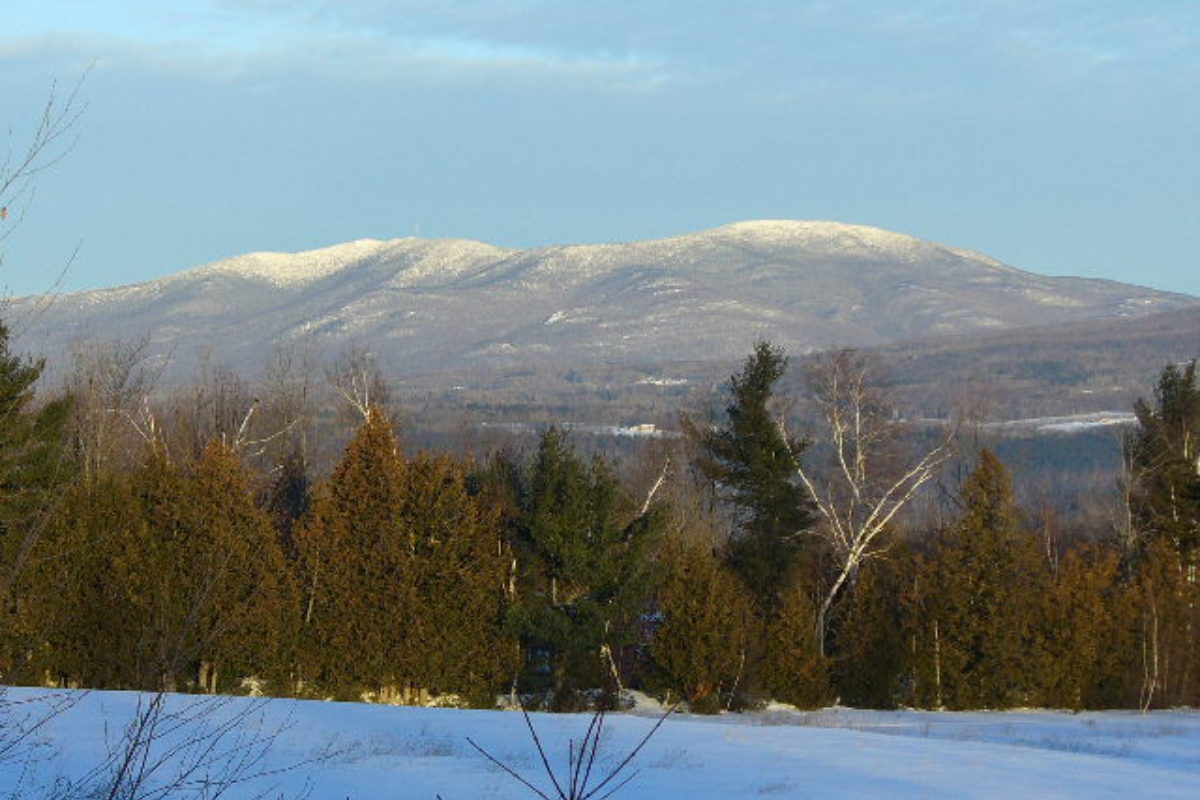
xmin=648 ymin=535 xmax=754 ymax=712
xmin=24 ymin=441 xmax=296 ymax=692
xmin=296 ymin=407 xmax=412 ymax=698
xmin=509 ymin=427 xmax=662 ymax=706
xmin=1034 ymin=544 xmax=1122 ymax=710
xmin=116 ymin=443 xmax=295 ymax=690
xmin=759 ymin=579 xmax=831 ymax=708
xmin=0 ymin=320 xmax=73 ymax=650
xmin=914 ymin=449 xmax=1047 ymax=709
xmin=184 ymin=441 xmax=297 ymax=692
xmin=691 ymin=341 xmax=814 ymax=610
xmin=1127 ymin=361 xmax=1200 ymax=570
xmin=11 ymin=472 xmax=142 ymax=687
xmin=400 ymin=452 xmax=516 ymax=704
xmin=831 ymin=551 xmax=912 ymax=709
xmin=266 ymin=450 xmax=310 ymax=559
xmin=298 ymin=408 xmax=514 ymax=702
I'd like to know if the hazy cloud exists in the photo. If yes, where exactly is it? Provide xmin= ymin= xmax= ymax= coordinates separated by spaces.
xmin=3 ymin=0 xmax=1198 ymax=298
xmin=7 ymin=1 xmax=1197 ymax=100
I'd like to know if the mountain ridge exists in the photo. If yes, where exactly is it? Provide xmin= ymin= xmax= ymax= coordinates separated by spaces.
xmin=11 ymin=220 xmax=1197 ymax=382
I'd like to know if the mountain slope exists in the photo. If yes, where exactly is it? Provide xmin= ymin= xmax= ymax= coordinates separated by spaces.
xmin=12 ymin=220 xmax=1197 ymax=380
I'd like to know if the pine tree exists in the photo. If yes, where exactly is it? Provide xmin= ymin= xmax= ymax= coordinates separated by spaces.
xmin=691 ymin=341 xmax=814 ymax=611
xmin=509 ymin=427 xmax=662 ymax=706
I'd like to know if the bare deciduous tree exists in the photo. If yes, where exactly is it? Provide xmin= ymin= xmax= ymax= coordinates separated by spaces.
xmin=791 ymin=349 xmax=955 ymax=652
xmin=326 ymin=346 xmax=392 ymax=423
xmin=65 ymin=334 xmax=159 ymax=476
xmin=1 ymin=70 xmax=89 ymax=327
xmin=1 ymin=73 xmax=86 ymax=236
xmin=256 ymin=342 xmax=318 ymax=463
xmin=50 ymin=692 xmax=323 ymax=800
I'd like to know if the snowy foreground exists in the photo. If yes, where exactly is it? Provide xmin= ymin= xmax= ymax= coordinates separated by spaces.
xmin=2 ymin=687 xmax=1198 ymax=799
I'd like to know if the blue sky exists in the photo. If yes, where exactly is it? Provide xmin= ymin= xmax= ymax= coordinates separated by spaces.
xmin=1 ymin=1 xmax=1198 ymax=298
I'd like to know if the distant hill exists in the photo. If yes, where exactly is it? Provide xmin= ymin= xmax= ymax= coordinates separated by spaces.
xmin=370 ymin=303 xmax=1200 ymax=454
xmin=874 ymin=304 xmax=1200 ymax=419
xmin=10 ymin=220 xmax=1196 ymax=383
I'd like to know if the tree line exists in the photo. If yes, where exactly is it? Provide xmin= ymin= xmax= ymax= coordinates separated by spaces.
xmin=0 ymin=328 xmax=1197 ymax=712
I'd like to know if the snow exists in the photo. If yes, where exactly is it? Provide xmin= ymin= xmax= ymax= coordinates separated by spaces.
xmin=4 ymin=688 xmax=1198 ymax=800
xmin=200 ymin=239 xmax=394 ymax=287
xmin=711 ymin=219 xmax=920 ymax=250
xmin=189 ymin=237 xmax=510 ymax=290
xmin=697 ymin=220 xmax=965 ymax=265
xmin=984 ymin=412 xmax=1137 ymax=434
xmin=635 ymin=377 xmax=689 ymax=387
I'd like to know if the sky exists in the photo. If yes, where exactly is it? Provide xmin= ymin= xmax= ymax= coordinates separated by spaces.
xmin=1 ymin=1 xmax=1198 ymax=298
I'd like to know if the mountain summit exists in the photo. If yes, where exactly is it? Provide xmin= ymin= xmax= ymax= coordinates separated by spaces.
xmin=12 ymin=221 xmax=1196 ymax=379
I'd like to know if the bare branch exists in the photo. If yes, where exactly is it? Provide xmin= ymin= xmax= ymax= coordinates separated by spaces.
xmin=796 ymin=349 xmax=956 ymax=653
xmin=463 ymin=699 xmax=675 ymax=800
xmin=638 ymin=456 xmax=670 ymax=518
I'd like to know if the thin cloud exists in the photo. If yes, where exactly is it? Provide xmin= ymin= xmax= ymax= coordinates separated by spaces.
xmin=0 ymin=30 xmax=671 ymax=92
xmin=11 ymin=1 xmax=1199 ymax=83
xmin=11 ymin=0 xmax=1198 ymax=121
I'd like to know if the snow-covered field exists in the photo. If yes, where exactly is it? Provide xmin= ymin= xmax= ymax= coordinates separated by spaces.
xmin=2 ymin=687 xmax=1198 ymax=799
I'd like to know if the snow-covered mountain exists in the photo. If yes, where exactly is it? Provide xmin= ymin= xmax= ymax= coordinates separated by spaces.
xmin=11 ymin=220 xmax=1197 ymax=380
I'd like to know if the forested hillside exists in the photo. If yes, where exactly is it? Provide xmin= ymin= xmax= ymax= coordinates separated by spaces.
xmin=2 ymin=326 xmax=1198 ymax=712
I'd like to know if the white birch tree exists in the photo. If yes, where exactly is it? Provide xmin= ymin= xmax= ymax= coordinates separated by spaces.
xmin=791 ymin=349 xmax=954 ymax=653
